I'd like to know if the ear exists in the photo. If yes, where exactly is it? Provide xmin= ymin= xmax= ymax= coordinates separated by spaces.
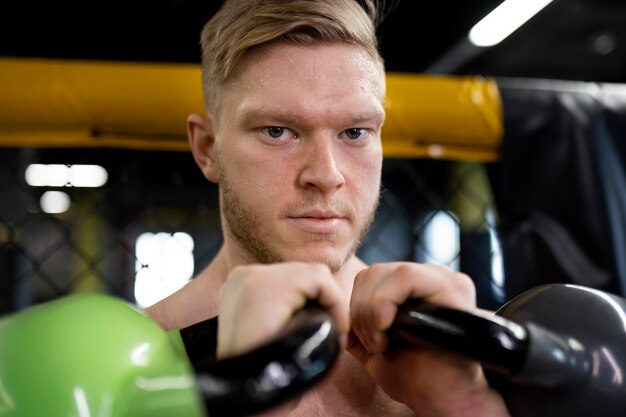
xmin=187 ymin=113 xmax=219 ymax=183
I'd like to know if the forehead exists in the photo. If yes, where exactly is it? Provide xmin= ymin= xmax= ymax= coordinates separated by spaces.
xmin=221 ymin=43 xmax=385 ymax=124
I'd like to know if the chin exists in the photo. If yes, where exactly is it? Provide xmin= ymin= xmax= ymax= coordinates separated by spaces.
xmin=285 ymin=247 xmax=351 ymax=273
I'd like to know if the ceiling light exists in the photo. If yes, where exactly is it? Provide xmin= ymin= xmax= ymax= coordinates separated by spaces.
xmin=469 ymin=0 xmax=554 ymax=47
xmin=40 ymin=191 xmax=71 ymax=214
xmin=25 ymin=164 xmax=108 ymax=187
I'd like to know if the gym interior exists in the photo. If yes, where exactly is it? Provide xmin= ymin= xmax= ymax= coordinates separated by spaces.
xmin=1 ymin=1 xmax=625 ymax=416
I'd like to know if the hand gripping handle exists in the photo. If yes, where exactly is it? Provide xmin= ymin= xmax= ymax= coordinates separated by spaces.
xmin=185 ymin=306 xmax=340 ymax=417
xmin=389 ymin=299 xmax=589 ymax=388
xmin=389 ymin=299 xmax=530 ymax=376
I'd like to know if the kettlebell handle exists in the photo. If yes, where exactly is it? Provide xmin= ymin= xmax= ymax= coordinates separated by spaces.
xmin=184 ymin=306 xmax=340 ymax=417
xmin=390 ymin=299 xmax=589 ymax=387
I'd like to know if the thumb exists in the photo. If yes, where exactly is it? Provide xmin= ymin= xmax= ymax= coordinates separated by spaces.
xmin=345 ymin=329 xmax=369 ymax=365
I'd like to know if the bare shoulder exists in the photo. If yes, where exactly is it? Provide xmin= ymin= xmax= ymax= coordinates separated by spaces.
xmin=144 ymin=267 xmax=223 ymax=330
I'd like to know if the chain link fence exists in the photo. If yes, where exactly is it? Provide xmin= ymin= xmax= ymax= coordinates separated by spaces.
xmin=0 ymin=147 xmax=504 ymax=315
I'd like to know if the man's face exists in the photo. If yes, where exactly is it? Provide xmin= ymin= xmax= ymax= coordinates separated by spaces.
xmin=213 ymin=43 xmax=385 ymax=272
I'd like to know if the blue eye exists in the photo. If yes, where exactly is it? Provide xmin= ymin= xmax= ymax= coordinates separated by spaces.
xmin=344 ymin=128 xmax=366 ymax=140
xmin=266 ymin=127 xmax=286 ymax=138
xmin=260 ymin=126 xmax=297 ymax=145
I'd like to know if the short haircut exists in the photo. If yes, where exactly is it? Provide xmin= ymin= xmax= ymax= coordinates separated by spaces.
xmin=199 ymin=0 xmax=385 ymax=117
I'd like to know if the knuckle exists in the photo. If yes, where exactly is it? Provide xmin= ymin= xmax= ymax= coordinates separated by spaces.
xmin=454 ymin=271 xmax=475 ymax=290
xmin=453 ymin=272 xmax=477 ymax=304
xmin=394 ymin=263 xmax=416 ymax=278
xmin=366 ymin=262 xmax=384 ymax=276
xmin=353 ymin=271 xmax=366 ymax=286
xmin=232 ymin=265 xmax=263 ymax=289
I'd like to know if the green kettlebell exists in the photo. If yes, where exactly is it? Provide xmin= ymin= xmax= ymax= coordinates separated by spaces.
xmin=0 ymin=293 xmax=204 ymax=417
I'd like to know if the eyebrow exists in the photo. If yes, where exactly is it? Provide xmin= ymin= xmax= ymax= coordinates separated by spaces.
xmin=237 ymin=109 xmax=300 ymax=127
xmin=237 ymin=108 xmax=385 ymax=128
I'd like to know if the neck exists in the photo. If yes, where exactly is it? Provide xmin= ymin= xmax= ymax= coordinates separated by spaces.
xmin=145 ymin=242 xmax=367 ymax=330
xmin=206 ymin=243 xmax=368 ymax=299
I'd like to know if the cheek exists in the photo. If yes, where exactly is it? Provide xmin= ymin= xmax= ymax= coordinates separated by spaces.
xmin=356 ymin=157 xmax=382 ymax=215
xmin=350 ymin=152 xmax=382 ymax=194
xmin=222 ymin=147 xmax=292 ymax=197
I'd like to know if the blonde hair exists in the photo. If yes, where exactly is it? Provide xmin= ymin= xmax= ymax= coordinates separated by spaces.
xmin=200 ymin=0 xmax=385 ymax=117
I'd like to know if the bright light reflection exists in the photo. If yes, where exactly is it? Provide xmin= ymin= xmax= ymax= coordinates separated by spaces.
xmin=469 ymin=0 xmax=554 ymax=47
xmin=569 ymin=285 xmax=626 ymax=332
xmin=298 ymin=321 xmax=332 ymax=363
xmin=601 ymin=347 xmax=623 ymax=385
xmin=131 ymin=343 xmax=151 ymax=366
xmin=134 ymin=232 xmax=194 ymax=308
xmin=487 ymin=210 xmax=504 ymax=288
xmin=73 ymin=387 xmax=92 ymax=417
xmin=25 ymin=164 xmax=108 ymax=187
xmin=135 ymin=376 xmax=195 ymax=391
xmin=40 ymin=191 xmax=71 ymax=214
xmin=423 ymin=211 xmax=460 ymax=271
xmin=0 ymin=378 xmax=15 ymax=413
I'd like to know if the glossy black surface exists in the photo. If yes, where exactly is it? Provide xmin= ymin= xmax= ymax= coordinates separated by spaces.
xmin=194 ymin=307 xmax=340 ymax=417
xmin=494 ymin=284 xmax=626 ymax=417
xmin=392 ymin=284 xmax=626 ymax=417
xmin=391 ymin=299 xmax=529 ymax=376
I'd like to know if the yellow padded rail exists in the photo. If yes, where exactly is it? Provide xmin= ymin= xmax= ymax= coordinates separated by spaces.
xmin=383 ymin=73 xmax=502 ymax=161
xmin=0 ymin=58 xmax=503 ymax=161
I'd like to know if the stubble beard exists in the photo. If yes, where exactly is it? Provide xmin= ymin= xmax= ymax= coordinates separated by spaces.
xmin=220 ymin=174 xmax=379 ymax=273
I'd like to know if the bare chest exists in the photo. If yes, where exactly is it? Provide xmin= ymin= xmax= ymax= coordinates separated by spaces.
xmin=255 ymin=353 xmax=414 ymax=417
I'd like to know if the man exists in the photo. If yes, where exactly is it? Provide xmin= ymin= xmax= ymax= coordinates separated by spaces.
xmin=146 ymin=0 xmax=510 ymax=415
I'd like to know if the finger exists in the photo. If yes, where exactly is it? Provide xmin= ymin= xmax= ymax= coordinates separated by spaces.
xmin=218 ymin=262 xmax=353 ymax=358
xmin=350 ymin=263 xmax=398 ymax=352
xmin=345 ymin=329 xmax=368 ymax=364
xmin=372 ymin=263 xmax=476 ymax=332
xmin=301 ymin=264 xmax=350 ymax=334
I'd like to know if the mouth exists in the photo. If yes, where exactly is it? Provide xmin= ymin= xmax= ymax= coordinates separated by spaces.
xmin=287 ymin=210 xmax=348 ymax=234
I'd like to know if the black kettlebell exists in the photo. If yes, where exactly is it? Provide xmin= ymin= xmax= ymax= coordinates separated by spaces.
xmin=185 ymin=305 xmax=340 ymax=417
xmin=390 ymin=283 xmax=626 ymax=417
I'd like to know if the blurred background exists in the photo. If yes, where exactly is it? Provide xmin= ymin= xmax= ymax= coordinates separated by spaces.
xmin=1 ymin=0 xmax=625 ymax=315
xmin=2 ymin=0 xmax=625 ymax=81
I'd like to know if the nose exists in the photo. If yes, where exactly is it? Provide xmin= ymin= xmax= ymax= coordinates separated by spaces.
xmin=298 ymin=136 xmax=345 ymax=192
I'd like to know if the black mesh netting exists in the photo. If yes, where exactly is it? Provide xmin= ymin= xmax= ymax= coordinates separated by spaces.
xmin=0 ymin=147 xmax=504 ymax=314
